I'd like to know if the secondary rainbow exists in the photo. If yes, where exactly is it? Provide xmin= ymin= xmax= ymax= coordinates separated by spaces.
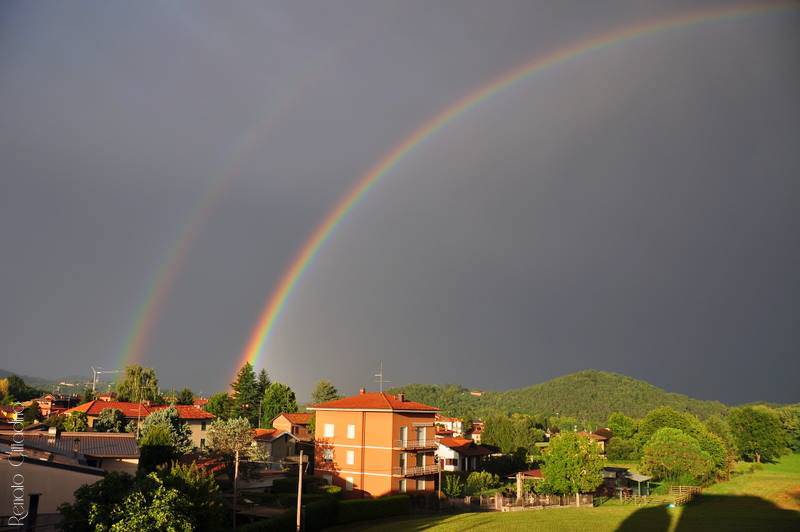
xmin=238 ymin=1 xmax=797 ymax=375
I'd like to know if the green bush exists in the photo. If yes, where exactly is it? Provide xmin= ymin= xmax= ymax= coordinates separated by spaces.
xmin=335 ymin=495 xmax=411 ymax=525
xmin=271 ymin=477 xmax=298 ymax=493
xmin=303 ymin=497 xmax=338 ymax=531
xmin=464 ymin=471 xmax=500 ymax=496
xmin=443 ymin=473 xmax=465 ymax=497
xmin=315 ymin=484 xmax=343 ymax=498
xmin=235 ymin=511 xmax=294 ymax=531
xmin=606 ymin=437 xmax=639 ymax=461
xmin=137 ymin=445 xmax=177 ymax=475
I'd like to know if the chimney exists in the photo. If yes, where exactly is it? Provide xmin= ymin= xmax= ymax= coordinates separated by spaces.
xmin=47 ymin=426 xmax=59 ymax=444
xmin=359 ymin=388 xmax=366 ymax=395
xmin=396 ymin=393 xmax=405 ymax=402
xmin=72 ymin=438 xmax=81 ymax=458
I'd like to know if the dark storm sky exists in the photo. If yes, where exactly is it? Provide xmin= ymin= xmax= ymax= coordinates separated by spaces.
xmin=1 ymin=1 xmax=798 ymax=403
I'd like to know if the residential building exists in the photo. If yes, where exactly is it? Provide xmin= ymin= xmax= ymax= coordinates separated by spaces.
xmin=434 ymin=414 xmax=464 ymax=437
xmin=26 ymin=393 xmax=80 ymax=417
xmin=465 ymin=421 xmax=484 ymax=444
xmin=578 ymin=431 xmax=608 ymax=453
xmin=253 ymin=428 xmax=298 ymax=469
xmin=62 ymin=401 xmax=215 ymax=449
xmin=272 ymin=412 xmax=313 ymax=440
xmin=436 ymin=437 xmax=492 ymax=472
xmin=308 ymin=389 xmax=439 ymax=497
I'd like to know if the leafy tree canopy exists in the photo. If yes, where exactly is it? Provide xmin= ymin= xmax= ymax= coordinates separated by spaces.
xmin=727 ymin=406 xmax=786 ymax=463
xmin=311 ymin=380 xmax=340 ymax=404
xmin=115 ymin=365 xmax=160 ymax=403
xmin=231 ymin=363 xmax=261 ymax=427
xmin=540 ymin=432 xmax=605 ymax=504
xmin=204 ymin=392 xmax=233 ymax=420
xmin=640 ymin=427 xmax=713 ymax=481
xmin=261 ymin=382 xmax=298 ymax=428
xmin=175 ymin=388 xmax=195 ymax=406
xmin=63 ymin=411 xmax=88 ymax=432
xmin=139 ymin=406 xmax=193 ymax=453
xmin=93 ymin=408 xmax=126 ymax=433
xmin=606 ymin=412 xmax=638 ymax=439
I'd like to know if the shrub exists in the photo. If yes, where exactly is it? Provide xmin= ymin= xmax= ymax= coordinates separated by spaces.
xmin=302 ymin=497 xmax=338 ymax=531
xmin=335 ymin=495 xmax=411 ymax=525
xmin=442 ymin=473 xmax=465 ymax=498
xmin=464 ymin=471 xmax=500 ymax=496
xmin=236 ymin=511 xmax=294 ymax=531
xmin=316 ymin=484 xmax=342 ymax=498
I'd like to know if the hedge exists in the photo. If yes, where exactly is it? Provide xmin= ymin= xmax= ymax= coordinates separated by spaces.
xmin=235 ymin=510 xmax=293 ymax=532
xmin=335 ymin=495 xmax=411 ymax=525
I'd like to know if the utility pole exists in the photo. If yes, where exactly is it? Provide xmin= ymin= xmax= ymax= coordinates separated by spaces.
xmin=90 ymin=367 xmax=120 ymax=395
xmin=296 ymin=449 xmax=304 ymax=532
xmin=233 ymin=448 xmax=240 ymax=529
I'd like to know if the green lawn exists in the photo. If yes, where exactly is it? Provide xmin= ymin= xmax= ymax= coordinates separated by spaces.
xmin=344 ymin=455 xmax=800 ymax=531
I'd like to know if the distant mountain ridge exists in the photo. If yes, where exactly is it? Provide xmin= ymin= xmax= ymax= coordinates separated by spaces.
xmin=389 ymin=370 xmax=729 ymax=424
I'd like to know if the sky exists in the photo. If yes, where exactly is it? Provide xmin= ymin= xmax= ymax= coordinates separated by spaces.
xmin=1 ymin=1 xmax=798 ymax=404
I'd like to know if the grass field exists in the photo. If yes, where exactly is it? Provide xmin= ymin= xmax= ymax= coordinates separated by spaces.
xmin=344 ymin=454 xmax=800 ymax=531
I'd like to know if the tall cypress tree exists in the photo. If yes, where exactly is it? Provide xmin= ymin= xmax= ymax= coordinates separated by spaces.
xmin=231 ymin=363 xmax=260 ymax=427
xmin=256 ymin=369 xmax=271 ymax=398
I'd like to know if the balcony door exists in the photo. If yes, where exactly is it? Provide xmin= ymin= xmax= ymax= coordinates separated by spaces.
xmin=399 ymin=426 xmax=408 ymax=447
xmin=399 ymin=452 xmax=408 ymax=474
xmin=416 ymin=426 xmax=425 ymax=445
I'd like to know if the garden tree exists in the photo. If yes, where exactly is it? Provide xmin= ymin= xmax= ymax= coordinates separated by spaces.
xmin=256 ymin=369 xmax=271 ymax=397
xmin=704 ymin=415 xmax=738 ymax=456
xmin=22 ymin=401 xmax=42 ymax=426
xmin=640 ymin=428 xmax=713 ymax=482
xmin=79 ymin=386 xmax=96 ymax=403
xmin=727 ymin=406 xmax=786 ymax=463
xmin=138 ymin=406 xmax=193 ymax=454
xmin=635 ymin=407 xmax=707 ymax=450
xmin=93 ymin=408 xmax=126 ymax=433
xmin=605 ymin=438 xmax=638 ymax=461
xmin=0 ymin=378 xmax=9 ymax=402
xmin=540 ymin=432 xmax=605 ymax=507
xmin=63 ymin=411 xmax=89 ymax=432
xmin=548 ymin=415 xmax=581 ymax=433
xmin=175 ymin=387 xmax=195 ymax=406
xmin=115 ymin=365 xmax=160 ymax=403
xmin=139 ymin=424 xmax=179 ymax=473
xmin=695 ymin=430 xmax=731 ymax=478
xmin=606 ymin=412 xmax=638 ymax=439
xmin=206 ymin=417 xmax=255 ymax=480
xmin=311 ymin=379 xmax=340 ymax=404
xmin=777 ymin=406 xmax=800 ymax=452
xmin=204 ymin=392 xmax=233 ymax=420
xmin=45 ymin=414 xmax=67 ymax=430
xmin=261 ymin=382 xmax=298 ymax=428
xmin=58 ymin=463 xmax=224 ymax=532
xmin=4 ymin=375 xmax=42 ymax=402
xmin=231 ymin=362 xmax=261 ymax=427
xmin=482 ymin=413 xmax=545 ymax=456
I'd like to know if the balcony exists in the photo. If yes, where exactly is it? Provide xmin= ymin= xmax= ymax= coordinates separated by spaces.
xmin=394 ymin=464 xmax=439 ymax=477
xmin=396 ymin=439 xmax=438 ymax=450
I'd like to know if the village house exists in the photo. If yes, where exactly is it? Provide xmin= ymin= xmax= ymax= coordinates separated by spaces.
xmin=434 ymin=414 xmax=464 ymax=437
xmin=465 ymin=421 xmax=484 ymax=444
xmin=62 ymin=401 xmax=215 ymax=449
xmin=272 ymin=412 xmax=313 ymax=440
xmin=25 ymin=393 xmax=80 ymax=417
xmin=436 ymin=437 xmax=492 ymax=472
xmin=308 ymin=389 xmax=439 ymax=497
xmin=252 ymin=428 xmax=299 ymax=469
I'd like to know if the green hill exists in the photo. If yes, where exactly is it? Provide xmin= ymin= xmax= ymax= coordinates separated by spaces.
xmin=389 ymin=370 xmax=728 ymax=424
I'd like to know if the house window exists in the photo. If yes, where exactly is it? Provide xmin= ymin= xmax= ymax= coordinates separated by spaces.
xmin=200 ymin=438 xmax=205 ymax=449
xmin=418 ymin=479 xmax=426 ymax=490
xmin=323 ymin=448 xmax=333 ymax=462
xmin=399 ymin=426 xmax=408 ymax=444
xmin=399 ymin=479 xmax=407 ymax=493
xmin=346 ymin=450 xmax=355 ymax=465
xmin=201 ymin=421 xmax=206 ymax=431
xmin=347 ymin=424 xmax=355 ymax=439
xmin=323 ymin=423 xmax=335 ymax=438
xmin=446 ymin=458 xmax=458 ymax=467
xmin=345 ymin=477 xmax=354 ymax=491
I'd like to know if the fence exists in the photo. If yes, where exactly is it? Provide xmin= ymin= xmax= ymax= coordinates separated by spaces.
xmin=669 ymin=486 xmax=702 ymax=505
xmin=475 ymin=493 xmax=594 ymax=511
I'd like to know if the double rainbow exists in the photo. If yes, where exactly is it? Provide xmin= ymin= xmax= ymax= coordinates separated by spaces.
xmin=237 ymin=1 xmax=797 ymax=378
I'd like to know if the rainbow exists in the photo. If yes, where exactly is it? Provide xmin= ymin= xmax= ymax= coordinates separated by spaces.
xmin=238 ymin=1 xmax=796 ymax=376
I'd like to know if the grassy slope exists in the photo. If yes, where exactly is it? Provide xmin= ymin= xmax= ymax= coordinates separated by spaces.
xmin=392 ymin=370 xmax=728 ymax=424
xmin=348 ymin=455 xmax=800 ymax=532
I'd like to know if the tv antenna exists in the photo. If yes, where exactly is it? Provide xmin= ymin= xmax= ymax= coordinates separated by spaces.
xmin=374 ymin=362 xmax=392 ymax=393
xmin=90 ymin=367 xmax=121 ymax=394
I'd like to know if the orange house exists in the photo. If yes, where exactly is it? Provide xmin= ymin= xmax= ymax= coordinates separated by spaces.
xmin=308 ymin=390 xmax=439 ymax=498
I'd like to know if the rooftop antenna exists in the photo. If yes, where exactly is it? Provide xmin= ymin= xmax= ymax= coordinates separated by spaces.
xmin=90 ymin=367 xmax=121 ymax=394
xmin=374 ymin=362 xmax=392 ymax=393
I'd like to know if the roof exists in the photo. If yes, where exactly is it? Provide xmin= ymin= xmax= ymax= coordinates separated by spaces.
xmin=625 ymin=472 xmax=653 ymax=483
xmin=0 ymin=431 xmax=140 ymax=458
xmin=309 ymin=392 xmax=438 ymax=413
xmin=578 ymin=431 xmax=608 ymax=441
xmin=435 ymin=414 xmax=461 ymax=423
xmin=438 ymin=437 xmax=493 ymax=457
xmin=518 ymin=469 xmax=544 ymax=479
xmin=253 ymin=428 xmax=293 ymax=442
xmin=63 ymin=401 xmax=215 ymax=420
xmin=275 ymin=412 xmax=312 ymax=425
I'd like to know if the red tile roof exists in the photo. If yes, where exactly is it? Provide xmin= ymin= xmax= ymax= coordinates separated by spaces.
xmin=438 ymin=437 xmax=493 ymax=456
xmin=276 ymin=412 xmax=312 ymax=425
xmin=578 ymin=431 xmax=608 ymax=441
xmin=309 ymin=392 xmax=438 ymax=412
xmin=435 ymin=414 xmax=461 ymax=423
xmin=253 ymin=428 xmax=290 ymax=442
xmin=64 ymin=401 xmax=215 ymax=420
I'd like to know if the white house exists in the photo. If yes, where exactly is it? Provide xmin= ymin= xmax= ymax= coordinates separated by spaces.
xmin=436 ymin=437 xmax=492 ymax=472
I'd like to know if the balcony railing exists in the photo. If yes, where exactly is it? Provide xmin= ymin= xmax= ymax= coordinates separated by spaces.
xmin=394 ymin=464 xmax=439 ymax=477
xmin=396 ymin=439 xmax=438 ymax=450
